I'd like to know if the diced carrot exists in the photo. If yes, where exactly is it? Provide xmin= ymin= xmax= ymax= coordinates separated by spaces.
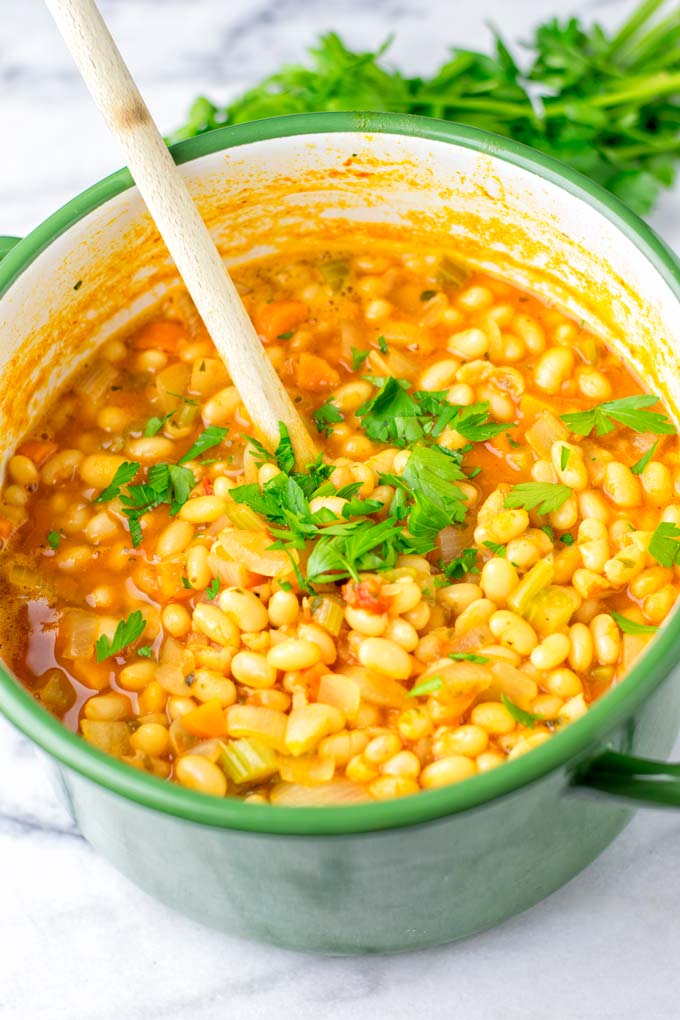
xmin=0 ymin=517 xmax=14 ymax=539
xmin=254 ymin=300 xmax=308 ymax=342
xmin=133 ymin=319 xmax=187 ymax=352
xmin=182 ymin=698 xmax=228 ymax=737
xmin=17 ymin=439 xmax=58 ymax=466
xmin=294 ymin=352 xmax=341 ymax=392
xmin=70 ymin=658 xmax=112 ymax=691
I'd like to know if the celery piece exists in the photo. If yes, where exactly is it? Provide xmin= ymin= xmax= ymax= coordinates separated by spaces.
xmin=223 ymin=501 xmax=268 ymax=532
xmin=219 ymin=738 xmax=279 ymax=785
xmin=436 ymin=255 xmax=469 ymax=291
xmin=320 ymin=258 xmax=350 ymax=292
xmin=310 ymin=594 xmax=345 ymax=636
xmin=507 ymin=557 xmax=555 ymax=617
xmin=524 ymin=586 xmax=577 ymax=637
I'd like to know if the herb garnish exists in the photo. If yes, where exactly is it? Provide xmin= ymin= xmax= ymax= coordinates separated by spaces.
xmin=505 ymin=482 xmax=572 ymax=515
xmin=96 ymin=610 xmax=146 ymax=662
xmin=46 ymin=530 xmax=61 ymax=550
xmin=500 ymin=693 xmax=544 ymax=729
xmin=168 ymin=4 xmax=680 ymax=217
xmin=631 ymin=440 xmax=659 ymax=475
xmin=178 ymin=425 xmax=228 ymax=465
xmin=560 ymin=395 xmax=675 ymax=438
xmin=408 ymin=676 xmax=443 ymax=698
xmin=448 ymin=652 xmax=489 ymax=663
xmin=94 ymin=461 xmax=140 ymax=503
xmin=648 ymin=521 xmax=680 ymax=567
xmin=610 ymin=612 xmax=658 ymax=635
xmin=312 ymin=399 xmax=344 ymax=437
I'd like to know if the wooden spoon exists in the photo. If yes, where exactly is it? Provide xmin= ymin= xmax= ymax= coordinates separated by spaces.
xmin=45 ymin=0 xmax=318 ymax=468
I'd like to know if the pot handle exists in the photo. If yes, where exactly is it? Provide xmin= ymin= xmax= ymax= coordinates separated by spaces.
xmin=574 ymin=749 xmax=680 ymax=808
xmin=0 ymin=236 xmax=21 ymax=262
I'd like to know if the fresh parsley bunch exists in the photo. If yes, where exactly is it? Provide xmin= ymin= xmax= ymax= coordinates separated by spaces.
xmin=168 ymin=0 xmax=680 ymax=215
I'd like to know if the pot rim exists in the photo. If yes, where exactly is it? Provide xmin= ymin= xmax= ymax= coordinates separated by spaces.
xmin=1 ymin=111 xmax=680 ymax=836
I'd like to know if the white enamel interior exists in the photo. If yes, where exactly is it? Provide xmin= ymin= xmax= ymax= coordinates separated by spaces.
xmin=1 ymin=130 xmax=679 ymax=461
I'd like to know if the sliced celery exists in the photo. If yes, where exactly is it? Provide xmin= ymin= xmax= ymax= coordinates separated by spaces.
xmin=320 ymin=258 xmax=350 ymax=292
xmin=507 ymin=557 xmax=555 ymax=617
xmin=310 ymin=594 xmax=345 ymax=636
xmin=436 ymin=254 xmax=469 ymax=291
xmin=223 ymin=501 xmax=267 ymax=532
xmin=219 ymin=737 xmax=279 ymax=784
xmin=524 ymin=585 xmax=576 ymax=637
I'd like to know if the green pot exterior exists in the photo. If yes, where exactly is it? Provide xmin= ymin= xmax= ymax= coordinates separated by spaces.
xmin=3 ymin=113 xmax=680 ymax=953
xmin=50 ymin=661 xmax=680 ymax=953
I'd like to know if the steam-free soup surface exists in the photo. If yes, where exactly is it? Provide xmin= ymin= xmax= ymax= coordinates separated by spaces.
xmin=0 ymin=247 xmax=677 ymax=804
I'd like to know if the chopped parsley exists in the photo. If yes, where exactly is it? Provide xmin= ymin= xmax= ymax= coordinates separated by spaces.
xmin=505 ymin=482 xmax=572 ymax=515
xmin=648 ymin=522 xmax=680 ymax=568
xmin=420 ymin=289 xmax=437 ymax=302
xmin=312 ymin=399 xmax=344 ymax=437
xmin=630 ymin=440 xmax=659 ymax=476
xmin=277 ymin=331 xmax=294 ymax=340
xmin=178 ymin=425 xmax=228 ymax=465
xmin=440 ymin=548 xmax=479 ymax=580
xmin=137 ymin=645 xmax=153 ymax=658
xmin=500 ymin=693 xmax=544 ymax=729
xmin=181 ymin=575 xmax=192 ymax=589
xmin=560 ymin=533 xmax=575 ymax=546
xmin=408 ymin=675 xmax=443 ymax=698
xmin=143 ymin=411 xmax=174 ymax=438
xmin=351 ymin=347 xmax=370 ymax=371
xmin=377 ymin=335 xmax=388 ymax=354
xmin=483 ymin=540 xmax=507 ymax=557
xmin=93 ymin=461 xmax=140 ymax=503
xmin=46 ymin=530 xmax=61 ymax=550
xmin=274 ymin=423 xmax=295 ymax=474
xmin=610 ymin=612 xmax=658 ymax=635
xmin=96 ymin=610 xmax=146 ymax=662
xmin=560 ymin=395 xmax=675 ymax=438
xmin=205 ymin=577 xmax=221 ymax=600
xmin=448 ymin=652 xmax=489 ymax=663
xmin=559 ymin=445 xmax=571 ymax=471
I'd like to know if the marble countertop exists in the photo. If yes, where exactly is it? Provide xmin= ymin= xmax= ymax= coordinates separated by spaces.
xmin=2 ymin=0 xmax=680 ymax=1017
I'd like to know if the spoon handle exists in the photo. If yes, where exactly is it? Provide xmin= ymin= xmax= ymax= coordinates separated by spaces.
xmin=45 ymin=0 xmax=318 ymax=467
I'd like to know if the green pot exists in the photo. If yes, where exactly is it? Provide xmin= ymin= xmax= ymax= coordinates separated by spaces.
xmin=2 ymin=113 xmax=680 ymax=954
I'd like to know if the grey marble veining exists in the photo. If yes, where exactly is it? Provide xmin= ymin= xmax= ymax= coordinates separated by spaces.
xmin=2 ymin=0 xmax=680 ymax=1017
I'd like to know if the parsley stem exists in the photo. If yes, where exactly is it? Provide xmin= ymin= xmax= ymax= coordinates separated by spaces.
xmin=607 ymin=0 xmax=667 ymax=58
xmin=545 ymin=70 xmax=680 ymax=114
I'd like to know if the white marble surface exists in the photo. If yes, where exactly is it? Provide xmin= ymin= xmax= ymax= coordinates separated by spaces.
xmin=2 ymin=0 xmax=680 ymax=1017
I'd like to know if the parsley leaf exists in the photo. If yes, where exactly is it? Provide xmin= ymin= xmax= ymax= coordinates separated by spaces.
xmin=178 ymin=425 xmax=228 ymax=465
xmin=420 ymin=289 xmax=437 ymax=301
xmin=356 ymin=377 xmax=424 ymax=446
xmin=181 ymin=575 xmax=192 ymax=589
xmin=440 ymin=548 xmax=479 ymax=580
xmin=96 ymin=610 xmax=146 ymax=662
xmin=401 ymin=445 xmax=468 ymax=542
xmin=483 ymin=540 xmax=506 ymax=557
xmin=312 ymin=399 xmax=344 ymax=437
xmin=377 ymin=335 xmax=388 ymax=354
xmin=46 ymin=530 xmax=61 ymax=550
xmin=630 ymin=440 xmax=659 ymax=476
xmin=275 ymin=423 xmax=295 ymax=474
xmin=137 ymin=645 xmax=153 ymax=658
xmin=500 ymin=693 xmax=543 ymax=729
xmin=648 ymin=521 xmax=680 ymax=567
xmin=94 ymin=461 xmax=140 ymax=503
xmin=351 ymin=347 xmax=370 ymax=371
xmin=408 ymin=675 xmax=443 ymax=698
xmin=144 ymin=411 xmax=174 ymax=438
xmin=448 ymin=652 xmax=489 ymax=663
xmin=505 ymin=482 xmax=572 ymax=515
xmin=559 ymin=445 xmax=571 ymax=471
xmin=205 ymin=577 xmax=221 ymax=600
xmin=277 ymin=331 xmax=294 ymax=340
xmin=561 ymin=395 xmax=675 ymax=438
xmin=610 ymin=612 xmax=658 ymax=635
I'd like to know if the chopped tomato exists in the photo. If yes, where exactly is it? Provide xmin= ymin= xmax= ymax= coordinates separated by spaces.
xmin=342 ymin=578 xmax=391 ymax=614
